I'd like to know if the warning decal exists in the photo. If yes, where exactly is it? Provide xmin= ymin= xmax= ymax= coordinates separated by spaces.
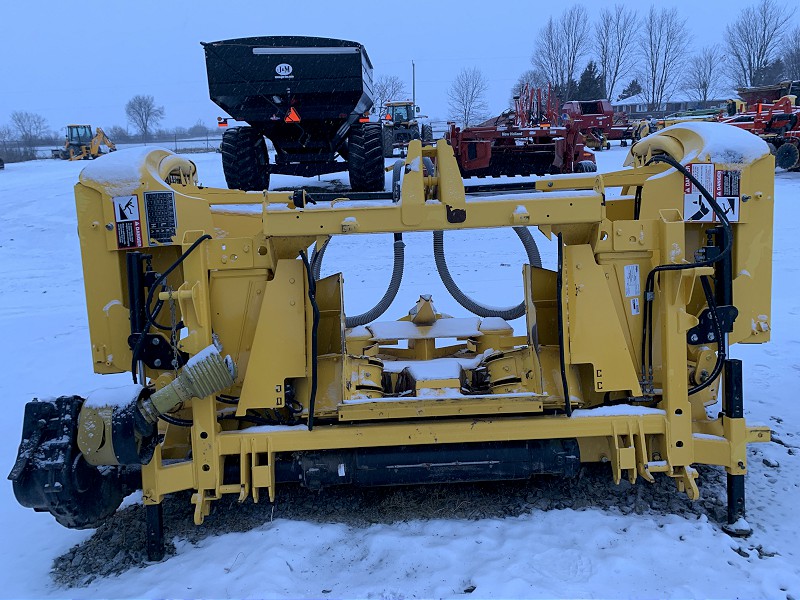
xmin=112 ymin=195 xmax=143 ymax=249
xmin=683 ymin=163 xmax=740 ymax=223
xmin=624 ymin=264 xmax=640 ymax=298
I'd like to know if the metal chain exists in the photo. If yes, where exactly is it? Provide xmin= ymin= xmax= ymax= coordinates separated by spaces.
xmin=167 ymin=286 xmax=179 ymax=375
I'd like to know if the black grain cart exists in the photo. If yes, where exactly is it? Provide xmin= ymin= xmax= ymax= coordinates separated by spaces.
xmin=202 ymin=36 xmax=385 ymax=192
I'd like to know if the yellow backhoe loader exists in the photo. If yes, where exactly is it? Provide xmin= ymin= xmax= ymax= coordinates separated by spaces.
xmin=52 ymin=124 xmax=116 ymax=160
xmin=10 ymin=123 xmax=773 ymax=562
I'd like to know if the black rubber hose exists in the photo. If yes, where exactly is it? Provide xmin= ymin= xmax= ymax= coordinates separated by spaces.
xmin=556 ymin=232 xmax=572 ymax=416
xmin=299 ymin=250 xmax=319 ymax=431
xmin=639 ymin=154 xmax=733 ymax=386
xmin=131 ymin=234 xmax=212 ymax=383
xmin=158 ymin=413 xmax=193 ymax=427
xmin=433 ymin=227 xmax=542 ymax=320
xmin=688 ymin=276 xmax=726 ymax=396
xmin=310 ymin=234 xmax=406 ymax=328
xmin=345 ymin=234 xmax=405 ymax=327
xmin=310 ymin=237 xmax=329 ymax=281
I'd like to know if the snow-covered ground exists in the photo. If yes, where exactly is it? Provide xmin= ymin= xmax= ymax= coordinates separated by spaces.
xmin=0 ymin=146 xmax=798 ymax=599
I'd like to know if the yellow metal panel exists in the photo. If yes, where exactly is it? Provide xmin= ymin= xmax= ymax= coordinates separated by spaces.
xmin=209 ymin=270 xmax=267 ymax=385
xmin=565 ymin=244 xmax=642 ymax=393
xmin=337 ymin=395 xmax=544 ymax=421
xmin=215 ymin=413 xmax=670 ymax=455
xmin=237 ymin=259 xmax=307 ymax=414
xmin=262 ymin=194 xmax=603 ymax=237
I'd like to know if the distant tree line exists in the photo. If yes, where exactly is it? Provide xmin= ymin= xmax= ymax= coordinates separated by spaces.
xmin=433 ymin=0 xmax=798 ymax=126
xmin=0 ymin=93 xmax=219 ymax=162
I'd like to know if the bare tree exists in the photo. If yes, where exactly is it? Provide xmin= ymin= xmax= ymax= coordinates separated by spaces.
xmin=637 ymin=6 xmax=690 ymax=111
xmin=10 ymin=111 xmax=49 ymax=144
xmin=783 ymin=26 xmax=800 ymax=81
xmin=531 ymin=6 xmax=590 ymax=101
xmin=188 ymin=119 xmax=209 ymax=138
xmin=447 ymin=67 xmax=490 ymax=127
xmin=684 ymin=46 xmax=727 ymax=106
xmin=108 ymin=125 xmax=131 ymax=143
xmin=125 ymin=95 xmax=165 ymax=142
xmin=0 ymin=124 xmax=15 ymax=143
xmin=372 ymin=75 xmax=408 ymax=115
xmin=595 ymin=5 xmax=638 ymax=101
xmin=724 ymin=0 xmax=795 ymax=87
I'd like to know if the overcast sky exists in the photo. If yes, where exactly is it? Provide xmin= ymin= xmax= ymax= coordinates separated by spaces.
xmin=0 ymin=0 xmax=755 ymax=133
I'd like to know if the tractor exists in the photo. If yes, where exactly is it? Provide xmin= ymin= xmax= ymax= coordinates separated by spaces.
xmin=381 ymin=100 xmax=433 ymax=157
xmin=52 ymin=125 xmax=116 ymax=161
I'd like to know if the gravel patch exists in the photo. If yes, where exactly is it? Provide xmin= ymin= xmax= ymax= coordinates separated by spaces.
xmin=51 ymin=463 xmax=730 ymax=588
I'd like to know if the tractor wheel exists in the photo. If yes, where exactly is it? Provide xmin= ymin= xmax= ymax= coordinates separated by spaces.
xmin=348 ymin=123 xmax=385 ymax=192
xmin=422 ymin=124 xmax=434 ymax=144
xmin=220 ymin=126 xmax=270 ymax=191
xmin=775 ymin=142 xmax=800 ymax=170
xmin=620 ymin=140 xmax=628 ymax=147
xmin=382 ymin=126 xmax=394 ymax=158
xmin=574 ymin=160 xmax=597 ymax=173
xmin=605 ymin=141 xmax=611 ymax=150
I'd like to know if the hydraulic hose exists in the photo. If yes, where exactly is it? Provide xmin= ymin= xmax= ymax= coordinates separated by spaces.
xmin=688 ymin=276 xmax=725 ymax=396
xmin=433 ymin=227 xmax=542 ymax=320
xmin=310 ymin=237 xmax=329 ymax=281
xmin=345 ymin=233 xmax=405 ymax=327
xmin=310 ymin=234 xmax=405 ymax=328
xmin=299 ymin=250 xmax=320 ymax=430
xmin=130 ymin=234 xmax=212 ymax=384
xmin=639 ymin=154 xmax=733 ymax=388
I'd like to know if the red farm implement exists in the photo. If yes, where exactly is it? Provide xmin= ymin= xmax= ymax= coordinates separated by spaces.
xmin=561 ymin=99 xmax=615 ymax=150
xmin=723 ymin=95 xmax=800 ymax=170
xmin=446 ymin=85 xmax=596 ymax=178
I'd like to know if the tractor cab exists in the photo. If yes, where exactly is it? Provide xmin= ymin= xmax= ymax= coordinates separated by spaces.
xmin=67 ymin=125 xmax=94 ymax=147
xmin=385 ymin=101 xmax=416 ymax=125
xmin=382 ymin=101 xmax=431 ymax=157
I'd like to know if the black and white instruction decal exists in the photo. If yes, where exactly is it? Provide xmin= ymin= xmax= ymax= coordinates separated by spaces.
xmin=624 ymin=264 xmax=640 ymax=298
xmin=112 ymin=195 xmax=143 ymax=249
xmin=144 ymin=191 xmax=177 ymax=244
xmin=683 ymin=163 xmax=740 ymax=223
xmin=624 ymin=264 xmax=641 ymax=316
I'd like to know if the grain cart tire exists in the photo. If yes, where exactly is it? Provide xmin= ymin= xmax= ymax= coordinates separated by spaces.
xmin=221 ymin=126 xmax=270 ymax=191
xmin=422 ymin=124 xmax=433 ymax=143
xmin=575 ymin=160 xmax=597 ymax=173
xmin=382 ymin=126 xmax=394 ymax=158
xmin=775 ymin=142 xmax=800 ymax=170
xmin=348 ymin=123 xmax=385 ymax=192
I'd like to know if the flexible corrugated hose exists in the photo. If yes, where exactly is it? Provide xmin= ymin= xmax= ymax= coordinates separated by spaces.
xmin=433 ymin=227 xmax=541 ymax=320
xmin=311 ymin=234 xmax=406 ymax=328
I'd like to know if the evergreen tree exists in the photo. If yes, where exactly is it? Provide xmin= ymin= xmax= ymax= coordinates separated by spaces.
xmin=575 ymin=61 xmax=605 ymax=100
xmin=618 ymin=79 xmax=643 ymax=100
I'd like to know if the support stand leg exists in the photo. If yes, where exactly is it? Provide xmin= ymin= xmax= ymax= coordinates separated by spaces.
xmin=146 ymin=503 xmax=165 ymax=561
xmin=721 ymin=359 xmax=752 ymax=537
